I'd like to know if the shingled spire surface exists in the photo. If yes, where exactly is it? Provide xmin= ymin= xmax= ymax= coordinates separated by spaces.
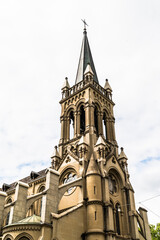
xmin=75 ymin=28 xmax=99 ymax=84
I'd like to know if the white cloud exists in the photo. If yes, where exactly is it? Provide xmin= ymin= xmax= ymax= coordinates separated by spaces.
xmin=0 ymin=0 xmax=160 ymax=225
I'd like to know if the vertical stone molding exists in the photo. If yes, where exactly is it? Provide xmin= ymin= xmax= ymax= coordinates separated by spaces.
xmin=10 ymin=181 xmax=29 ymax=223
xmin=41 ymin=168 xmax=59 ymax=223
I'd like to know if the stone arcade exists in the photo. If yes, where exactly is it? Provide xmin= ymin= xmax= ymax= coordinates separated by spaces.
xmin=0 ymin=26 xmax=151 ymax=240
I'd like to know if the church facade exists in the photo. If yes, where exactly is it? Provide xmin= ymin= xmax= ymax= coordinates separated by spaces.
xmin=0 ymin=27 xmax=151 ymax=240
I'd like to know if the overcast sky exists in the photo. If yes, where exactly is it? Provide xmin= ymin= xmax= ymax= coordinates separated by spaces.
xmin=0 ymin=0 xmax=160 ymax=225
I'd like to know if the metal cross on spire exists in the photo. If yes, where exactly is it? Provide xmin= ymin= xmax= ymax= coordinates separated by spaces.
xmin=81 ymin=19 xmax=88 ymax=31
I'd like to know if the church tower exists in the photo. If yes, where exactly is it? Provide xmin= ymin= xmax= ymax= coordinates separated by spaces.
xmin=0 ymin=25 xmax=151 ymax=240
xmin=51 ymin=25 xmax=151 ymax=240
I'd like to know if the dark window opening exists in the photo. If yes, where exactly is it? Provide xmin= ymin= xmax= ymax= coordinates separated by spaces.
xmin=69 ymin=111 xmax=74 ymax=139
xmin=103 ymin=112 xmax=107 ymax=140
xmin=94 ymin=106 xmax=98 ymax=134
xmin=116 ymin=203 xmax=121 ymax=235
xmin=94 ymin=186 xmax=96 ymax=194
xmin=80 ymin=106 xmax=85 ymax=134
xmin=95 ymin=211 xmax=97 ymax=220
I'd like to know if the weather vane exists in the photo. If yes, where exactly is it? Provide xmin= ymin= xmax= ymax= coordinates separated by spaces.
xmin=81 ymin=19 xmax=88 ymax=30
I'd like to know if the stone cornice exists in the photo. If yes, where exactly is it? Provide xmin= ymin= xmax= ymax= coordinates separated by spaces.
xmin=3 ymin=222 xmax=52 ymax=234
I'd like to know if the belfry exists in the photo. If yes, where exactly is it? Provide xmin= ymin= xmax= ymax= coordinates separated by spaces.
xmin=0 ymin=26 xmax=151 ymax=240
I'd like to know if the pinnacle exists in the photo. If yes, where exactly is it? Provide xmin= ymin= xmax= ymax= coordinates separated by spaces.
xmin=51 ymin=146 xmax=60 ymax=159
xmin=104 ymin=79 xmax=112 ymax=92
xmin=118 ymin=147 xmax=128 ymax=160
xmin=62 ymin=77 xmax=70 ymax=89
xmin=86 ymin=154 xmax=100 ymax=175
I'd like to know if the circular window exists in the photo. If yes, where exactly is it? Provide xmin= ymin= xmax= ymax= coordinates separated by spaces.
xmin=108 ymin=174 xmax=118 ymax=195
xmin=62 ymin=171 xmax=77 ymax=195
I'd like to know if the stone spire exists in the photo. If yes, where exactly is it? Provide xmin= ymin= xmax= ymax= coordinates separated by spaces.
xmin=75 ymin=27 xmax=98 ymax=84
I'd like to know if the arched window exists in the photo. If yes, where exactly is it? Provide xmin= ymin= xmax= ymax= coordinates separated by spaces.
xmin=108 ymin=175 xmax=118 ymax=195
xmin=6 ymin=197 xmax=12 ymax=204
xmin=38 ymin=185 xmax=45 ymax=193
xmin=62 ymin=170 xmax=77 ymax=195
xmin=115 ymin=203 xmax=121 ymax=235
xmin=80 ymin=105 xmax=85 ymax=134
xmin=102 ymin=112 xmax=107 ymax=140
xmin=69 ymin=111 xmax=74 ymax=139
xmin=94 ymin=106 xmax=98 ymax=134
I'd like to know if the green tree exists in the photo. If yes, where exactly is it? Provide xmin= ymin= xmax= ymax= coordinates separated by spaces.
xmin=150 ymin=223 xmax=160 ymax=240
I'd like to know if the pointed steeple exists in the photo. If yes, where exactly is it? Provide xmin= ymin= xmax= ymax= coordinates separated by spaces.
xmin=75 ymin=28 xmax=99 ymax=84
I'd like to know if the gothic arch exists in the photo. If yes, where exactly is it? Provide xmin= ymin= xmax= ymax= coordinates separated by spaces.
xmin=75 ymin=98 xmax=85 ymax=109
xmin=5 ymin=197 xmax=13 ymax=204
xmin=65 ymin=105 xmax=76 ymax=116
xmin=15 ymin=233 xmax=33 ymax=240
xmin=37 ymin=184 xmax=45 ymax=193
xmin=4 ymin=234 xmax=13 ymax=240
xmin=93 ymin=99 xmax=102 ymax=111
xmin=93 ymin=101 xmax=101 ymax=111
xmin=102 ymin=106 xmax=111 ymax=116
xmin=26 ymin=196 xmax=43 ymax=217
xmin=59 ymin=167 xmax=77 ymax=185
xmin=108 ymin=167 xmax=125 ymax=187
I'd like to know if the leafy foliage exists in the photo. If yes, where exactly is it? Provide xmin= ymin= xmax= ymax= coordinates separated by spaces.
xmin=150 ymin=223 xmax=160 ymax=240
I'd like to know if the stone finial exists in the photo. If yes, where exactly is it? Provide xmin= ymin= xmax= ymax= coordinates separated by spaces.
xmin=118 ymin=147 xmax=128 ymax=160
xmin=104 ymin=79 xmax=112 ymax=92
xmin=62 ymin=77 xmax=70 ymax=89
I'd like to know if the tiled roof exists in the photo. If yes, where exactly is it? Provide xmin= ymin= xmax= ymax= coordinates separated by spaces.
xmin=6 ymin=168 xmax=46 ymax=192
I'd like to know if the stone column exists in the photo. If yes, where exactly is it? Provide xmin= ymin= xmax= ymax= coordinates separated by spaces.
xmin=98 ymin=111 xmax=103 ymax=135
xmin=106 ymin=117 xmax=111 ymax=141
xmin=74 ymin=111 xmax=77 ymax=137
xmin=111 ymin=118 xmax=116 ymax=141
xmin=0 ymin=191 xmax=7 ymax=234
xmin=106 ymin=204 xmax=114 ymax=231
xmin=60 ymin=116 xmax=65 ymax=142
xmin=77 ymin=111 xmax=81 ymax=136
xmin=66 ymin=116 xmax=70 ymax=141
xmin=10 ymin=181 xmax=29 ymax=223
xmin=41 ymin=168 xmax=59 ymax=223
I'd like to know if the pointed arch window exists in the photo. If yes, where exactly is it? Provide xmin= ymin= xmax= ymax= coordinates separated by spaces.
xmin=94 ymin=106 xmax=98 ymax=134
xmin=80 ymin=105 xmax=85 ymax=134
xmin=115 ymin=203 xmax=121 ymax=235
xmin=102 ymin=112 xmax=107 ymax=140
xmin=62 ymin=170 xmax=77 ymax=195
xmin=108 ymin=175 xmax=118 ymax=195
xmin=69 ymin=111 xmax=74 ymax=139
